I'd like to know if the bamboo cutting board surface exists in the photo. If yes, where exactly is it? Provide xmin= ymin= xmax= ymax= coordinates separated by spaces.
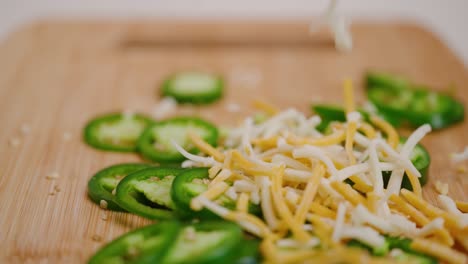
xmin=0 ymin=20 xmax=467 ymax=263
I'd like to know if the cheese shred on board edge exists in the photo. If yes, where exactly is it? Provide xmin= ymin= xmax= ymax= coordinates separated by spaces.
xmin=173 ymin=79 xmax=468 ymax=264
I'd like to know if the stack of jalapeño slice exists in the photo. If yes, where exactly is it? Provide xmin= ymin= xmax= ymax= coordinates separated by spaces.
xmin=84 ymin=72 xmax=260 ymax=263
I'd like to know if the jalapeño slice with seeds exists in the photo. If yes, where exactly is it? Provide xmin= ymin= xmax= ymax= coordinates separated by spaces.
xmin=366 ymin=72 xmax=464 ymax=130
xmin=84 ymin=113 xmax=155 ymax=152
xmin=87 ymin=163 xmax=152 ymax=211
xmin=170 ymin=168 xmax=261 ymax=219
xmin=137 ymin=117 xmax=219 ymax=163
xmin=161 ymin=72 xmax=224 ymax=104
xmin=115 ymin=167 xmax=185 ymax=220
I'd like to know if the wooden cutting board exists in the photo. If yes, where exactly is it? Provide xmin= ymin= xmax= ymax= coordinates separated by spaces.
xmin=0 ymin=20 xmax=466 ymax=263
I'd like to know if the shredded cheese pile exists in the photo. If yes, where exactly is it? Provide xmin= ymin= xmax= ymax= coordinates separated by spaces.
xmin=174 ymin=81 xmax=468 ymax=264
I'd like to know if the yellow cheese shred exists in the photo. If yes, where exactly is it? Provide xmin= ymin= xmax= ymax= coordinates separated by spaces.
xmin=236 ymin=192 xmax=250 ymax=213
xmin=370 ymin=116 xmax=399 ymax=149
xmin=260 ymin=237 xmax=278 ymax=263
xmin=366 ymin=192 xmax=379 ymax=213
xmin=411 ymin=238 xmax=467 ymax=264
xmin=287 ymin=130 xmax=346 ymax=146
xmin=208 ymin=165 xmax=222 ymax=179
xmin=191 ymin=181 xmax=229 ymax=210
xmin=404 ymin=169 xmax=422 ymax=197
xmin=226 ymin=211 xmax=273 ymax=238
xmin=276 ymin=249 xmax=317 ymax=264
xmin=401 ymin=189 xmax=462 ymax=232
xmin=252 ymin=136 xmax=279 ymax=149
xmin=231 ymin=150 xmax=275 ymax=177
xmin=209 ymin=169 xmax=232 ymax=187
xmin=271 ymin=166 xmax=311 ymax=243
xmin=253 ymin=99 xmax=280 ymax=116
xmin=309 ymin=202 xmax=337 ymax=219
xmin=349 ymin=176 xmax=373 ymax=193
xmin=294 ymin=165 xmax=324 ymax=225
xmin=389 ymin=194 xmax=430 ymax=226
xmin=306 ymin=214 xmax=335 ymax=249
xmin=345 ymin=121 xmax=357 ymax=165
xmin=358 ymin=122 xmax=377 ymax=139
xmin=389 ymin=194 xmax=454 ymax=246
xmin=455 ymin=201 xmax=468 ymax=213
xmin=188 ymin=131 xmax=225 ymax=162
xmin=330 ymin=181 xmax=366 ymax=206
xmin=455 ymin=230 xmax=468 ymax=252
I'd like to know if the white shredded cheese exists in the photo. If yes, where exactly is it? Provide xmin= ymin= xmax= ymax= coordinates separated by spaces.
xmin=340 ymin=226 xmax=385 ymax=248
xmin=312 ymin=0 xmax=353 ymax=52
xmin=152 ymin=97 xmax=177 ymax=120
xmin=9 ymin=138 xmax=21 ymax=147
xmin=293 ymin=146 xmax=338 ymax=177
xmin=171 ymin=140 xmax=218 ymax=167
xmin=225 ymin=102 xmax=241 ymax=113
xmin=451 ymin=146 xmax=468 ymax=163
xmin=259 ymin=176 xmax=279 ymax=229
xmin=20 ymin=123 xmax=31 ymax=135
xmin=332 ymin=203 xmax=347 ymax=242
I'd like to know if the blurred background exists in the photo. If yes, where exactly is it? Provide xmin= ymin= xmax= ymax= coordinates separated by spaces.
xmin=1 ymin=0 xmax=468 ymax=64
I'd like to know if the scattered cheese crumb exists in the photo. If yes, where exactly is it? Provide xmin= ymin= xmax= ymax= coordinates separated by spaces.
xmin=434 ymin=181 xmax=449 ymax=195
xmin=48 ymin=182 xmax=56 ymax=196
xmin=456 ymin=165 xmax=466 ymax=173
xmin=451 ymin=146 xmax=468 ymax=163
xmin=46 ymin=172 xmax=59 ymax=180
xmin=228 ymin=68 xmax=262 ymax=87
xmin=226 ymin=102 xmax=241 ymax=113
xmin=54 ymin=185 xmax=61 ymax=193
xmin=62 ymin=132 xmax=72 ymax=141
xmin=101 ymin=211 xmax=108 ymax=221
xmin=20 ymin=123 xmax=31 ymax=135
xmin=99 ymin=200 xmax=108 ymax=210
xmin=152 ymin=97 xmax=177 ymax=120
xmin=92 ymin=234 xmax=103 ymax=242
xmin=9 ymin=138 xmax=21 ymax=147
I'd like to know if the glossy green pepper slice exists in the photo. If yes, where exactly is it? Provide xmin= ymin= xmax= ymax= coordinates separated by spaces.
xmin=311 ymin=104 xmax=401 ymax=132
xmin=366 ymin=72 xmax=464 ymax=130
xmin=88 ymin=221 xmax=181 ymax=264
xmin=137 ymin=116 xmax=219 ymax=163
xmin=161 ymin=72 xmax=224 ymax=104
xmin=170 ymin=168 xmax=261 ymax=219
xmin=160 ymin=221 xmax=243 ymax=264
xmin=234 ymin=238 xmax=261 ymax=264
xmin=116 ymin=167 xmax=184 ymax=220
xmin=84 ymin=113 xmax=155 ymax=152
xmin=87 ymin=163 xmax=152 ymax=211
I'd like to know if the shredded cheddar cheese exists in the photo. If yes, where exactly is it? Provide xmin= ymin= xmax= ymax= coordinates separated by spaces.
xmin=253 ymin=99 xmax=280 ymax=116
xmin=172 ymin=79 xmax=468 ymax=263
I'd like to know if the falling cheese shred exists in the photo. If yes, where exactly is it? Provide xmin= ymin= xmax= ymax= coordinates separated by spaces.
xmin=174 ymin=79 xmax=468 ymax=263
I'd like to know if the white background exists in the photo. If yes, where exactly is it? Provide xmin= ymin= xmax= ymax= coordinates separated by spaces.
xmin=1 ymin=0 xmax=468 ymax=65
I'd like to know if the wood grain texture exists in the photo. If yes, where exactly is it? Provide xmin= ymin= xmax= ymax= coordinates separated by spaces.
xmin=0 ymin=20 xmax=466 ymax=263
